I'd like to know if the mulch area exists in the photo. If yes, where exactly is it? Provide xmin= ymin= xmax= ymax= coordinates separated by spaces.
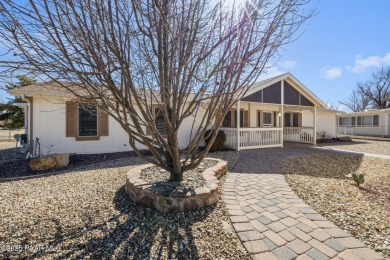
xmin=282 ymin=153 xmax=390 ymax=259
xmin=0 ymin=151 xmax=142 ymax=180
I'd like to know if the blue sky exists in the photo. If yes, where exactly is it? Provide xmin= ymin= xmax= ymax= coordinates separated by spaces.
xmin=1 ymin=0 xmax=389 ymax=111
xmin=268 ymin=0 xmax=390 ymax=111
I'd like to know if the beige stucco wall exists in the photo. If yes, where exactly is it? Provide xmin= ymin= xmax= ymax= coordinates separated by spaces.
xmin=32 ymin=97 xmax=207 ymax=154
xmin=316 ymin=111 xmax=337 ymax=137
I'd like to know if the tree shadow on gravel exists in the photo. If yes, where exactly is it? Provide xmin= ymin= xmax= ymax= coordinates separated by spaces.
xmin=32 ymin=186 xmax=215 ymax=259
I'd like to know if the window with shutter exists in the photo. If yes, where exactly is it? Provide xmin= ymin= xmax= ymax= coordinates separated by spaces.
xmin=78 ymin=103 xmax=98 ymax=137
xmin=146 ymin=106 xmax=168 ymax=136
xmin=263 ymin=112 xmax=272 ymax=127
xmin=65 ymin=101 xmax=109 ymax=141
xmin=222 ymin=110 xmax=232 ymax=127
xmin=155 ymin=108 xmax=167 ymax=136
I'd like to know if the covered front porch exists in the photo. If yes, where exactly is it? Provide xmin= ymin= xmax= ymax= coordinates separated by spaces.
xmin=221 ymin=105 xmax=317 ymax=150
xmin=219 ymin=74 xmax=321 ymax=150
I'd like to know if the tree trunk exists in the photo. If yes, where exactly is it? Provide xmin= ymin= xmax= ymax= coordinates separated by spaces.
xmin=166 ymin=132 xmax=183 ymax=181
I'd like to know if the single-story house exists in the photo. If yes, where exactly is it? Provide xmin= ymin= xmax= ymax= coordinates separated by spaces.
xmin=9 ymin=73 xmax=339 ymax=154
xmin=337 ymin=108 xmax=390 ymax=138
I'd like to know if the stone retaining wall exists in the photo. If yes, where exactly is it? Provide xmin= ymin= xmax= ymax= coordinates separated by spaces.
xmin=125 ymin=158 xmax=228 ymax=214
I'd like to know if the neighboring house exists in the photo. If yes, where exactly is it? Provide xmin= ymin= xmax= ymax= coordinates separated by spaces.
xmin=337 ymin=109 xmax=390 ymax=138
xmin=8 ymin=73 xmax=339 ymax=154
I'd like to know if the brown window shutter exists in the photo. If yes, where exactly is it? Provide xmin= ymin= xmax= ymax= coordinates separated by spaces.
xmin=99 ymin=111 xmax=109 ymax=136
xmin=258 ymin=110 xmax=263 ymax=127
xmin=298 ymin=113 xmax=303 ymax=127
xmin=244 ymin=110 xmax=249 ymax=127
xmin=146 ymin=125 xmax=153 ymax=135
xmin=273 ymin=112 xmax=277 ymax=127
xmin=66 ymin=101 xmax=77 ymax=137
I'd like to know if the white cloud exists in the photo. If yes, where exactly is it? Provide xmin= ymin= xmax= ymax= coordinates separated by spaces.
xmin=348 ymin=53 xmax=390 ymax=73
xmin=279 ymin=60 xmax=297 ymax=70
xmin=382 ymin=53 xmax=390 ymax=64
xmin=319 ymin=66 xmax=343 ymax=79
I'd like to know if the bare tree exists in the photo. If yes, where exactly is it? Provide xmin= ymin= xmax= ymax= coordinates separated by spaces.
xmin=325 ymin=101 xmax=339 ymax=111
xmin=340 ymin=90 xmax=370 ymax=112
xmin=358 ymin=67 xmax=390 ymax=109
xmin=0 ymin=0 xmax=313 ymax=181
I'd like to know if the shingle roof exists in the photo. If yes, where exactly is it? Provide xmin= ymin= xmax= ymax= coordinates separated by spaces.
xmin=8 ymin=81 xmax=85 ymax=97
xmin=7 ymin=81 xmax=202 ymax=103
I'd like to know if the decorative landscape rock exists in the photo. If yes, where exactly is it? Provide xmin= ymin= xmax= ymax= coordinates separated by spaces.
xmin=125 ymin=158 xmax=228 ymax=214
xmin=338 ymin=136 xmax=352 ymax=142
xmin=29 ymin=153 xmax=70 ymax=171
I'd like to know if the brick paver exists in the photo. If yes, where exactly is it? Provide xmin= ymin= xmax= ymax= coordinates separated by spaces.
xmin=223 ymin=143 xmax=385 ymax=259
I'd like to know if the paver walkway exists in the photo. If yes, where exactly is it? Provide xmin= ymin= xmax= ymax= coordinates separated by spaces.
xmin=223 ymin=143 xmax=384 ymax=260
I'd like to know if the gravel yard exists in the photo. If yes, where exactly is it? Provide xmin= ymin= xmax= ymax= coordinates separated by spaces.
xmin=0 ymin=151 xmax=248 ymax=259
xmin=318 ymin=139 xmax=390 ymax=155
xmin=282 ymin=153 xmax=390 ymax=259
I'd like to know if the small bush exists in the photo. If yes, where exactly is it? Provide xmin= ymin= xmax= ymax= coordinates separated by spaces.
xmin=316 ymin=131 xmax=331 ymax=143
xmin=352 ymin=173 xmax=365 ymax=188
xmin=204 ymin=129 xmax=226 ymax=152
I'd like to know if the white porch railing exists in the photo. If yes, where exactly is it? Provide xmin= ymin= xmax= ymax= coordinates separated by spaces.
xmin=221 ymin=127 xmax=283 ymax=150
xmin=283 ymin=127 xmax=314 ymax=144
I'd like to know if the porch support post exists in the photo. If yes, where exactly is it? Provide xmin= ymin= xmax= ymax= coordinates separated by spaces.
xmin=313 ymin=106 xmax=317 ymax=145
xmin=281 ymin=80 xmax=284 ymax=147
xmin=24 ymin=105 xmax=29 ymax=134
xmin=237 ymin=101 xmax=240 ymax=151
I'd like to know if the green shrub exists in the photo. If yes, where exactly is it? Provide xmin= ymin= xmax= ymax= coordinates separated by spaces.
xmin=204 ymin=129 xmax=226 ymax=152
xmin=352 ymin=173 xmax=365 ymax=188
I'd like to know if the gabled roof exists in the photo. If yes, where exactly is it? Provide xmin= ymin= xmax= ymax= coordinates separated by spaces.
xmin=243 ymin=73 xmax=327 ymax=108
